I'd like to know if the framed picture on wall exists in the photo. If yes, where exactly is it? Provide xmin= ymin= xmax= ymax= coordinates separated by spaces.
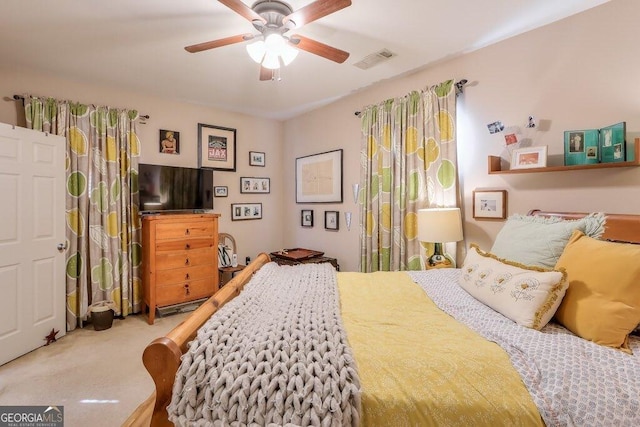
xmin=231 ymin=203 xmax=262 ymax=221
xmin=214 ymin=186 xmax=228 ymax=197
xmin=324 ymin=210 xmax=339 ymax=230
xmin=240 ymin=177 xmax=270 ymax=193
xmin=472 ymin=190 xmax=507 ymax=220
xmin=249 ymin=151 xmax=266 ymax=166
xmin=295 ymin=149 xmax=343 ymax=203
xmin=198 ymin=123 xmax=236 ymax=171
xmin=159 ymin=129 xmax=179 ymax=154
xmin=301 ymin=209 xmax=314 ymax=227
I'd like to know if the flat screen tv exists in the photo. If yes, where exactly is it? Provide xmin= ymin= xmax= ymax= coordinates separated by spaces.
xmin=139 ymin=163 xmax=213 ymax=213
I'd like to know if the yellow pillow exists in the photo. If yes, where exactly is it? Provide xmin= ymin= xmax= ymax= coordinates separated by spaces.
xmin=555 ymin=230 xmax=640 ymax=352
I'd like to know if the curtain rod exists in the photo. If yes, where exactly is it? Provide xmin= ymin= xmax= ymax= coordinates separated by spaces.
xmin=12 ymin=94 xmax=150 ymax=120
xmin=353 ymin=79 xmax=468 ymax=117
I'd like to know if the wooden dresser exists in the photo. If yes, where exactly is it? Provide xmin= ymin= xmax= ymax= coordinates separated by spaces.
xmin=141 ymin=213 xmax=220 ymax=324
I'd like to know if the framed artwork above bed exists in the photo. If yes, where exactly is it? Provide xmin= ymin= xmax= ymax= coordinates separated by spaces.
xmin=472 ymin=190 xmax=507 ymax=219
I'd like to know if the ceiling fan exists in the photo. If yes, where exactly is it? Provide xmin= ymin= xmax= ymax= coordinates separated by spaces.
xmin=185 ymin=0 xmax=351 ymax=80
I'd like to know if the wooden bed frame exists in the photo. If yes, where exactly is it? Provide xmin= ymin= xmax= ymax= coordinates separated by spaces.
xmin=528 ymin=210 xmax=640 ymax=244
xmin=124 ymin=211 xmax=640 ymax=426
xmin=124 ymin=252 xmax=273 ymax=427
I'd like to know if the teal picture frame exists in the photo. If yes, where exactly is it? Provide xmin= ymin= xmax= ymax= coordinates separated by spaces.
xmin=564 ymin=129 xmax=599 ymax=165
xmin=600 ymin=122 xmax=626 ymax=163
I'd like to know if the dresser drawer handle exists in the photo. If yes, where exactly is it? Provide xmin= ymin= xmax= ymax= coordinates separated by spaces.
xmin=185 ymin=229 xmax=190 ymax=235
xmin=185 ymin=273 xmax=190 ymax=280
xmin=185 ymin=258 xmax=190 ymax=266
xmin=185 ymin=243 xmax=191 ymax=250
xmin=184 ymin=283 xmax=190 ymax=295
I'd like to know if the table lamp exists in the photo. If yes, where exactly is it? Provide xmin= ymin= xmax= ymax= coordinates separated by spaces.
xmin=417 ymin=207 xmax=464 ymax=268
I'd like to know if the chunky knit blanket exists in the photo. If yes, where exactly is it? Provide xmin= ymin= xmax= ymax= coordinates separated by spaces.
xmin=168 ymin=262 xmax=361 ymax=427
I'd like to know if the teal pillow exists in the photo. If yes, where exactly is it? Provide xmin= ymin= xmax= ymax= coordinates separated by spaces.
xmin=490 ymin=213 xmax=605 ymax=269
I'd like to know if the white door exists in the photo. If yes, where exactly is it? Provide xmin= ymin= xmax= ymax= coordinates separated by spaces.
xmin=0 ymin=123 xmax=66 ymax=366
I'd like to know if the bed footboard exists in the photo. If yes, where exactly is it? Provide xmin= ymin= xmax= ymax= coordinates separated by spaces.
xmin=140 ymin=252 xmax=271 ymax=427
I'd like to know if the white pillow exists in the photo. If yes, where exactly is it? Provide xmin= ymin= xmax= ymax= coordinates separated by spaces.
xmin=459 ymin=244 xmax=568 ymax=330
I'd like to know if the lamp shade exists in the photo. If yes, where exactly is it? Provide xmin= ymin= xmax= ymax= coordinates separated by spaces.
xmin=261 ymin=50 xmax=280 ymax=69
xmin=280 ymin=43 xmax=299 ymax=65
xmin=246 ymin=41 xmax=266 ymax=63
xmin=417 ymin=208 xmax=463 ymax=243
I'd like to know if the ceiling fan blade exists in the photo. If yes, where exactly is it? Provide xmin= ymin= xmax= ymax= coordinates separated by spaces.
xmin=259 ymin=66 xmax=273 ymax=81
xmin=283 ymin=0 xmax=351 ymax=29
xmin=185 ymin=34 xmax=254 ymax=53
xmin=218 ymin=0 xmax=267 ymax=24
xmin=289 ymin=35 xmax=349 ymax=63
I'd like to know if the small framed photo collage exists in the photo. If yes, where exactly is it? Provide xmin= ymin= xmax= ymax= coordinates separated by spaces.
xmin=564 ymin=122 xmax=626 ymax=166
xmin=213 ymin=147 xmax=269 ymax=220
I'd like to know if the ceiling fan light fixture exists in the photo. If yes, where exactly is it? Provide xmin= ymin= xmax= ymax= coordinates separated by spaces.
xmin=187 ymin=0 xmax=352 ymax=80
xmin=262 ymin=51 xmax=281 ymax=69
xmin=264 ymin=33 xmax=286 ymax=55
xmin=246 ymin=40 xmax=266 ymax=63
xmin=280 ymin=43 xmax=299 ymax=66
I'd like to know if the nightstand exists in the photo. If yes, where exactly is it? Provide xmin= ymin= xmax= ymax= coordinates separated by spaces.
xmin=218 ymin=265 xmax=246 ymax=287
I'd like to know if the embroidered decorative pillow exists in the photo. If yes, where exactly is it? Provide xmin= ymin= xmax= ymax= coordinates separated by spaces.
xmin=554 ymin=230 xmax=640 ymax=352
xmin=458 ymin=244 xmax=568 ymax=330
xmin=490 ymin=212 xmax=605 ymax=269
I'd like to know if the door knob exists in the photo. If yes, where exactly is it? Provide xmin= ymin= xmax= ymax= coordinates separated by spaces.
xmin=57 ymin=242 xmax=68 ymax=252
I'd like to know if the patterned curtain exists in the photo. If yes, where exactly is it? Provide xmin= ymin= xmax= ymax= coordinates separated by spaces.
xmin=359 ymin=79 xmax=458 ymax=272
xmin=24 ymin=96 xmax=142 ymax=330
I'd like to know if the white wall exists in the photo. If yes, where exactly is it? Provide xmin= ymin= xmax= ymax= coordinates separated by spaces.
xmin=0 ymin=67 xmax=285 ymax=264
xmin=283 ymin=0 xmax=640 ymax=271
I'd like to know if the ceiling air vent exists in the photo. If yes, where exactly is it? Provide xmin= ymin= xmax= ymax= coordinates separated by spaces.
xmin=353 ymin=49 xmax=396 ymax=70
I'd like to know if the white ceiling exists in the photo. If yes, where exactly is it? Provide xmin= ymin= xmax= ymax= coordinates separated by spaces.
xmin=0 ymin=0 xmax=608 ymax=120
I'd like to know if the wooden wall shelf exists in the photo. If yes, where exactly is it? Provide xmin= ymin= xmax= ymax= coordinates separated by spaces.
xmin=488 ymin=138 xmax=640 ymax=174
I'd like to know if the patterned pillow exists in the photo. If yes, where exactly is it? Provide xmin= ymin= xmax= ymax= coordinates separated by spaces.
xmin=554 ymin=230 xmax=640 ymax=352
xmin=459 ymin=244 xmax=568 ymax=330
xmin=490 ymin=212 xmax=605 ymax=269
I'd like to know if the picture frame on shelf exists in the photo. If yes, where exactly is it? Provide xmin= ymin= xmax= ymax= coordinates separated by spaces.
xmin=301 ymin=209 xmax=314 ymax=227
xmin=324 ymin=210 xmax=339 ymax=231
xmin=231 ymin=203 xmax=262 ymax=221
xmin=510 ymin=146 xmax=547 ymax=170
xmin=198 ymin=123 xmax=236 ymax=171
xmin=240 ymin=177 xmax=270 ymax=194
xmin=249 ymin=151 xmax=266 ymax=167
xmin=599 ymin=122 xmax=626 ymax=163
xmin=214 ymin=186 xmax=228 ymax=197
xmin=295 ymin=149 xmax=343 ymax=203
xmin=159 ymin=129 xmax=179 ymax=154
xmin=472 ymin=190 xmax=507 ymax=220
xmin=564 ymin=129 xmax=599 ymax=165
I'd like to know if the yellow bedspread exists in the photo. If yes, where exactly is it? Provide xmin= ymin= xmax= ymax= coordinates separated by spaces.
xmin=338 ymin=271 xmax=544 ymax=427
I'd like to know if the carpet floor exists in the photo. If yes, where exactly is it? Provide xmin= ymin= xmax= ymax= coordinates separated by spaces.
xmin=0 ymin=311 xmax=189 ymax=427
